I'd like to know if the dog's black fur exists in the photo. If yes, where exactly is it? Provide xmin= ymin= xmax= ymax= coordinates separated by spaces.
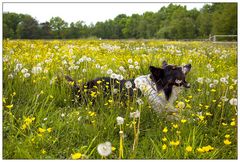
xmin=65 ymin=61 xmax=191 ymax=103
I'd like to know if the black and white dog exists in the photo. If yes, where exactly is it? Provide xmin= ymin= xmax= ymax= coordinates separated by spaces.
xmin=66 ymin=61 xmax=191 ymax=117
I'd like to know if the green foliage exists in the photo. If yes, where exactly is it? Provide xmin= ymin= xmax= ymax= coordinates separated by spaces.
xmin=2 ymin=40 xmax=237 ymax=159
xmin=3 ymin=3 xmax=237 ymax=39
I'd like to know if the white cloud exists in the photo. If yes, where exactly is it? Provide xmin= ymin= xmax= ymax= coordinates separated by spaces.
xmin=3 ymin=3 xmax=207 ymax=25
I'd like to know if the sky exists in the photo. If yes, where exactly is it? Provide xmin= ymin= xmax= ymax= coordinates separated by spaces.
xmin=3 ymin=3 xmax=207 ymax=25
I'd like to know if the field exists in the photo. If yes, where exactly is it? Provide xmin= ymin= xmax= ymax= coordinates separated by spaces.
xmin=2 ymin=40 xmax=237 ymax=159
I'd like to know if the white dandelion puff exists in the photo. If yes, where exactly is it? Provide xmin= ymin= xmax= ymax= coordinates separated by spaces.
xmin=97 ymin=142 xmax=112 ymax=157
xmin=128 ymin=59 xmax=133 ymax=64
xmin=130 ymin=110 xmax=140 ymax=118
xmin=107 ymin=69 xmax=113 ymax=75
xmin=125 ymin=81 xmax=132 ymax=89
xmin=24 ymin=73 xmax=30 ymax=78
xmin=229 ymin=98 xmax=237 ymax=106
xmin=116 ymin=116 xmax=124 ymax=125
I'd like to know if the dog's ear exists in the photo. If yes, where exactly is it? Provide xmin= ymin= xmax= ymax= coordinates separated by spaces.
xmin=162 ymin=61 xmax=168 ymax=68
xmin=149 ymin=66 xmax=164 ymax=80
xmin=149 ymin=66 xmax=165 ymax=91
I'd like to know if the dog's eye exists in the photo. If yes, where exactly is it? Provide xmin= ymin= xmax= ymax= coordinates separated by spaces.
xmin=172 ymin=66 xmax=176 ymax=70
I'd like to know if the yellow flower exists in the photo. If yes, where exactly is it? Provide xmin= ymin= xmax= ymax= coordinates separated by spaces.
xmin=197 ymin=148 xmax=204 ymax=153
xmin=225 ymin=134 xmax=230 ymax=138
xmin=181 ymin=119 xmax=187 ymax=123
xmin=202 ymin=145 xmax=214 ymax=152
xmin=224 ymin=139 xmax=231 ymax=145
xmin=230 ymin=121 xmax=236 ymax=126
xmin=170 ymin=140 xmax=180 ymax=146
xmin=97 ymin=80 xmax=102 ymax=84
xmin=38 ymin=127 xmax=46 ymax=133
xmin=222 ymin=122 xmax=227 ymax=126
xmin=47 ymin=128 xmax=52 ymax=133
xmin=71 ymin=153 xmax=82 ymax=160
xmin=111 ymin=147 xmax=116 ymax=151
xmin=163 ymin=127 xmax=168 ymax=133
xmin=41 ymin=149 xmax=47 ymax=154
xmin=162 ymin=144 xmax=167 ymax=150
xmin=210 ymin=89 xmax=216 ymax=92
xmin=172 ymin=124 xmax=178 ymax=129
xmin=24 ymin=117 xmax=35 ymax=125
xmin=206 ymin=112 xmax=212 ymax=116
xmin=162 ymin=137 xmax=167 ymax=142
xmin=3 ymin=97 xmax=7 ymax=104
xmin=198 ymin=115 xmax=205 ymax=121
xmin=6 ymin=104 xmax=13 ymax=109
xmin=21 ymin=124 xmax=27 ymax=130
xmin=185 ymin=146 xmax=193 ymax=152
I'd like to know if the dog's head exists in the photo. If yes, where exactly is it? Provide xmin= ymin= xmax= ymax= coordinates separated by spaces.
xmin=149 ymin=61 xmax=191 ymax=91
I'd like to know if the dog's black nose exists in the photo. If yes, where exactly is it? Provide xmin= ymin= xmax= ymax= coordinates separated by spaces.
xmin=186 ymin=64 xmax=191 ymax=68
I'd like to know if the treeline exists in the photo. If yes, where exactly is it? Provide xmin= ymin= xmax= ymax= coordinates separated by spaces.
xmin=3 ymin=3 xmax=237 ymax=39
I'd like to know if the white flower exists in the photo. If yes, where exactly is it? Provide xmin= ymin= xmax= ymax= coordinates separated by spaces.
xmin=116 ymin=74 xmax=124 ymax=81
xmin=220 ymin=77 xmax=227 ymax=83
xmin=86 ymin=57 xmax=92 ymax=62
xmin=24 ymin=73 xmax=30 ymax=78
xmin=32 ymin=66 xmax=42 ymax=74
xmin=135 ymin=66 xmax=140 ymax=70
xmin=107 ymin=69 xmax=113 ymax=75
xmin=79 ymin=58 xmax=84 ymax=62
xmin=130 ymin=110 xmax=140 ymax=118
xmin=61 ymin=113 xmax=65 ymax=117
xmin=128 ymin=59 xmax=133 ymax=64
xmin=136 ymin=98 xmax=144 ymax=105
xmin=116 ymin=116 xmax=124 ymax=125
xmin=95 ymin=64 xmax=101 ymax=69
xmin=110 ymin=73 xmax=117 ymax=79
xmin=97 ymin=142 xmax=112 ymax=157
xmin=229 ymin=98 xmax=237 ymax=106
xmin=125 ymin=81 xmax=132 ymax=89
xmin=205 ymin=78 xmax=211 ymax=83
xmin=82 ymin=69 xmax=87 ymax=73
xmin=62 ymin=60 xmax=67 ymax=65
xmin=15 ymin=63 xmax=23 ymax=71
xmin=213 ymin=79 xmax=219 ymax=85
xmin=209 ymin=83 xmax=215 ymax=88
xmin=177 ymin=101 xmax=185 ymax=109
xmin=112 ymin=88 xmax=118 ymax=94
xmin=207 ymin=64 xmax=212 ymax=68
xmin=8 ymin=74 xmax=14 ymax=79
xmin=119 ymin=66 xmax=125 ymax=72
xmin=209 ymin=68 xmax=214 ymax=72
xmin=197 ymin=77 xmax=204 ymax=84
xmin=21 ymin=68 xmax=28 ymax=74
xmin=134 ymin=61 xmax=139 ymax=66
xmin=129 ymin=65 xmax=134 ymax=69
xmin=43 ymin=118 xmax=48 ymax=121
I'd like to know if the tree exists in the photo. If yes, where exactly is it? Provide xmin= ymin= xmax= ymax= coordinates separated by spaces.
xmin=16 ymin=15 xmax=39 ymax=39
xmin=39 ymin=22 xmax=53 ymax=39
xmin=49 ymin=17 xmax=68 ymax=38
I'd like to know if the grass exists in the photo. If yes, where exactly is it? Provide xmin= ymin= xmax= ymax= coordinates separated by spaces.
xmin=2 ymin=39 xmax=237 ymax=159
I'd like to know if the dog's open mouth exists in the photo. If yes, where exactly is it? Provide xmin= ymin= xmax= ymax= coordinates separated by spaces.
xmin=175 ymin=79 xmax=190 ymax=88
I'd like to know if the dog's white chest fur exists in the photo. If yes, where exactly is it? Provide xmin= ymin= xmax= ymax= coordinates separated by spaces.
xmin=134 ymin=74 xmax=182 ymax=114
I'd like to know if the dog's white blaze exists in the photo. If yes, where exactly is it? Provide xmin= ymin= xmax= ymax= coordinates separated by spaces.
xmin=134 ymin=74 xmax=181 ymax=114
xmin=175 ymin=79 xmax=182 ymax=84
xmin=182 ymin=66 xmax=188 ymax=74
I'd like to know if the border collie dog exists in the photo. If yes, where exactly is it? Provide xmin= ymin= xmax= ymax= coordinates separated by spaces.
xmin=66 ymin=61 xmax=191 ymax=117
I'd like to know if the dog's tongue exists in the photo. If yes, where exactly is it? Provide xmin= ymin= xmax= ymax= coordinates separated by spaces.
xmin=183 ymin=80 xmax=190 ymax=88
